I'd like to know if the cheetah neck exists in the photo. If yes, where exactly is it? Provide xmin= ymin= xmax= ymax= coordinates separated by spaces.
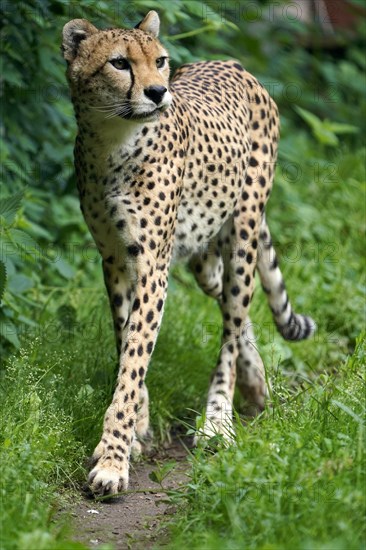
xmin=78 ymin=115 xmax=141 ymax=150
xmin=76 ymin=111 xmax=152 ymax=179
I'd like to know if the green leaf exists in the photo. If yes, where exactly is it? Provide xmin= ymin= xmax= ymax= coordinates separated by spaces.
xmin=8 ymin=273 xmax=34 ymax=294
xmin=18 ymin=314 xmax=37 ymax=327
xmin=26 ymin=221 xmax=53 ymax=241
xmin=295 ymin=107 xmax=337 ymax=146
xmin=0 ymin=261 xmax=6 ymax=302
xmin=0 ymin=318 xmax=20 ymax=348
xmin=313 ymin=127 xmax=339 ymax=147
xmin=295 ymin=107 xmax=359 ymax=146
xmin=0 ymin=191 xmax=23 ymax=224
xmin=53 ymin=257 xmax=76 ymax=280
xmin=295 ymin=106 xmax=325 ymax=131
xmin=148 ymin=461 xmax=177 ymax=484
xmin=7 ymin=229 xmax=39 ymax=262
xmin=148 ymin=470 xmax=160 ymax=483
xmin=324 ymin=121 xmax=359 ymax=135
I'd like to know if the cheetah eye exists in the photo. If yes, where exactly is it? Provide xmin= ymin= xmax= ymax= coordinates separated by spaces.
xmin=110 ymin=57 xmax=130 ymax=70
xmin=156 ymin=57 xmax=167 ymax=69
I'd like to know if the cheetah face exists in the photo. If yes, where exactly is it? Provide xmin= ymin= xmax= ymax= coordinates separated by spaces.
xmin=62 ymin=11 xmax=172 ymax=124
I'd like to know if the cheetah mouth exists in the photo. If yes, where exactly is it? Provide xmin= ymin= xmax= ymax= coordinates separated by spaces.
xmin=119 ymin=105 xmax=167 ymax=122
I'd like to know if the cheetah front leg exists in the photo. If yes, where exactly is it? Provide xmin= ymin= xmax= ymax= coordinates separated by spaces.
xmin=102 ymin=260 xmax=150 ymax=456
xmin=88 ymin=261 xmax=170 ymax=497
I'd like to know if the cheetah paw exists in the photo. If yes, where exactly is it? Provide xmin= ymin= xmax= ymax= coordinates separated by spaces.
xmin=193 ymin=416 xmax=235 ymax=447
xmin=130 ymin=436 xmax=142 ymax=459
xmin=88 ymin=465 xmax=128 ymax=497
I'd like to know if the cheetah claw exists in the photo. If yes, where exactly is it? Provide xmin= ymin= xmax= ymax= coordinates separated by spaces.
xmin=88 ymin=466 xmax=128 ymax=497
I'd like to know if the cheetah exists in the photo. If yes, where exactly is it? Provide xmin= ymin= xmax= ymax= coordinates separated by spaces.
xmin=62 ymin=11 xmax=316 ymax=497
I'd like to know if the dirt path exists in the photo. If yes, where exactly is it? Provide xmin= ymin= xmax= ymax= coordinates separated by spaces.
xmin=68 ymin=438 xmax=190 ymax=549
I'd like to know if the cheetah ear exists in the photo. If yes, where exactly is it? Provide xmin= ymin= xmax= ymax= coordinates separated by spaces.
xmin=62 ymin=19 xmax=98 ymax=62
xmin=135 ymin=11 xmax=160 ymax=37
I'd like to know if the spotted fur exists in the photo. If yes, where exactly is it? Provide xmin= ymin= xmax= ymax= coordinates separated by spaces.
xmin=62 ymin=11 xmax=316 ymax=497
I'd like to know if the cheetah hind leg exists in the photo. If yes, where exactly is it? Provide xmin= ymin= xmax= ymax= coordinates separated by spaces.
xmin=190 ymin=246 xmax=270 ymax=429
xmin=189 ymin=246 xmax=234 ymax=444
xmin=236 ymin=318 xmax=270 ymax=416
xmin=190 ymin=243 xmax=266 ymax=444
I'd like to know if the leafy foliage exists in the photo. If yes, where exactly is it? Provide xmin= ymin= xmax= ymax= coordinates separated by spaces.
xmin=294 ymin=106 xmax=359 ymax=147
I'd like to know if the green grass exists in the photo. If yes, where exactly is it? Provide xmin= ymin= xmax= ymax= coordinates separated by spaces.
xmin=165 ymin=334 xmax=366 ymax=550
xmin=0 ymin=134 xmax=365 ymax=548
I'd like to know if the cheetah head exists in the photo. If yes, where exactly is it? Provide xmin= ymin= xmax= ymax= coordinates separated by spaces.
xmin=62 ymin=11 xmax=172 ymax=124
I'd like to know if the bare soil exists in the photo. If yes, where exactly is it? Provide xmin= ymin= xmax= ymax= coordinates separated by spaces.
xmin=67 ymin=438 xmax=191 ymax=549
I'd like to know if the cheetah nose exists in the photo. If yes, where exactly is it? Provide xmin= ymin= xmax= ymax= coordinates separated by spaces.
xmin=144 ymin=85 xmax=167 ymax=105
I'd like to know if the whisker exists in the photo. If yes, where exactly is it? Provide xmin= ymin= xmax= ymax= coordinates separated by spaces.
xmin=89 ymin=101 xmax=142 ymax=111
xmin=104 ymin=107 xmax=132 ymax=120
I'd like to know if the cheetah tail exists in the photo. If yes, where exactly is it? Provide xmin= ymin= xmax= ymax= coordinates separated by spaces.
xmin=256 ymin=218 xmax=316 ymax=341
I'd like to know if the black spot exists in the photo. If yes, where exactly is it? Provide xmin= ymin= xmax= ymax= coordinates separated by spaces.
xmin=127 ymin=243 xmax=142 ymax=256
xmin=132 ymin=298 xmax=140 ymax=311
xmin=113 ymin=294 xmax=123 ymax=307
xmin=271 ymin=256 xmax=278 ymax=269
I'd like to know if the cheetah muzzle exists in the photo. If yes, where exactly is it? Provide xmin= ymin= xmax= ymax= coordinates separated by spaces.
xmin=62 ymin=10 xmax=316 ymax=497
